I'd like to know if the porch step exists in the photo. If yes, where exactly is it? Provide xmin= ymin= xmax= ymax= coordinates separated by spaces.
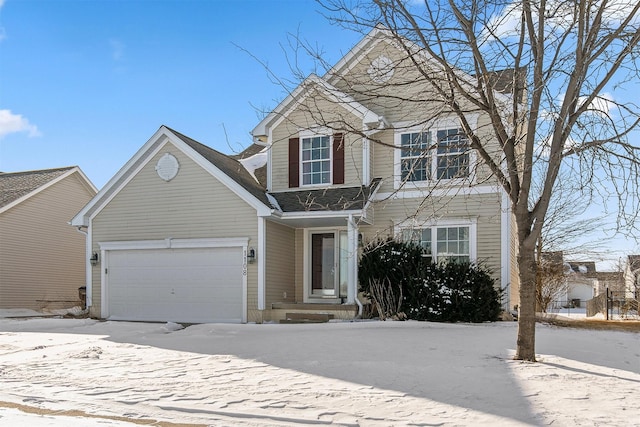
xmin=280 ymin=312 xmax=335 ymax=324
xmin=270 ymin=303 xmax=358 ymax=323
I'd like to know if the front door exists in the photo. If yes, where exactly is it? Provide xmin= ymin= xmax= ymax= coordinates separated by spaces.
xmin=311 ymin=233 xmax=337 ymax=297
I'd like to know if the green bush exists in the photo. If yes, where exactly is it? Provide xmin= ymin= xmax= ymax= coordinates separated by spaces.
xmin=358 ymin=238 xmax=501 ymax=322
xmin=405 ymin=261 xmax=502 ymax=322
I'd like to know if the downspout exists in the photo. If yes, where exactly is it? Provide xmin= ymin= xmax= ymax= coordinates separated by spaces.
xmin=75 ymin=225 xmax=90 ymax=310
xmin=347 ymin=214 xmax=363 ymax=318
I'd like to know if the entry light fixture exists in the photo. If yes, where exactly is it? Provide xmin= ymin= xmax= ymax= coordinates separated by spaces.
xmin=247 ymin=247 xmax=256 ymax=264
xmin=90 ymin=252 xmax=99 ymax=266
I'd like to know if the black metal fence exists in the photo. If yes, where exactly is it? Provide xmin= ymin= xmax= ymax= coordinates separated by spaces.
xmin=586 ymin=290 xmax=639 ymax=319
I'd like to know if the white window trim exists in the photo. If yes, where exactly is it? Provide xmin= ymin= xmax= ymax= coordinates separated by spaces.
xmin=395 ymin=218 xmax=477 ymax=263
xmin=393 ymin=116 xmax=478 ymax=190
xmin=299 ymin=129 xmax=333 ymax=188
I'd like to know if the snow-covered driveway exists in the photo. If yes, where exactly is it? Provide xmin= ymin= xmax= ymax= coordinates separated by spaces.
xmin=0 ymin=318 xmax=638 ymax=426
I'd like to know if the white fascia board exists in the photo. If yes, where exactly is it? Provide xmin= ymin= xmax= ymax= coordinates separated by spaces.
xmin=252 ymin=76 xmax=314 ymax=139
xmin=71 ymin=167 xmax=99 ymax=195
xmin=73 ymin=127 xmax=273 ymax=227
xmin=71 ymin=127 xmax=170 ymax=226
xmin=2 ymin=167 xmax=90 ymax=215
xmin=323 ymin=25 xmax=392 ymax=84
xmin=76 ymin=134 xmax=171 ymax=227
xmin=324 ymin=24 xmax=512 ymax=107
xmin=253 ymin=74 xmax=381 ymax=141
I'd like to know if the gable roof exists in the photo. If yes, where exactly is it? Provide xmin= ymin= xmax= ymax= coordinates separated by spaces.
xmin=252 ymin=74 xmax=386 ymax=141
xmin=71 ymin=126 xmax=277 ymax=227
xmin=166 ymin=127 xmax=272 ymax=207
xmin=0 ymin=166 xmax=96 ymax=214
xmin=72 ymin=125 xmax=382 ymax=227
xmin=568 ymin=261 xmax=597 ymax=275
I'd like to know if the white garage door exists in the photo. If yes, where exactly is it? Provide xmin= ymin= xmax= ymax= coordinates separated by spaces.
xmin=105 ymin=247 xmax=243 ymax=323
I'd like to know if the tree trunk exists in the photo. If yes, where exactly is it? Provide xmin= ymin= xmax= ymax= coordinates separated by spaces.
xmin=515 ymin=247 xmax=537 ymax=361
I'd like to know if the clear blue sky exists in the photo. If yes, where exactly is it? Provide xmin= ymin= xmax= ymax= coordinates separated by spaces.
xmin=0 ymin=0 xmax=637 ymax=267
xmin=0 ymin=0 xmax=360 ymax=187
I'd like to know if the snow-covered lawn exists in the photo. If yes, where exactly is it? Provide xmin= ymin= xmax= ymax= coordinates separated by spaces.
xmin=0 ymin=316 xmax=638 ymax=426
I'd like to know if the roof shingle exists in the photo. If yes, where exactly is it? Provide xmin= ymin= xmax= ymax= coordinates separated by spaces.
xmin=271 ymin=178 xmax=381 ymax=213
xmin=0 ymin=167 xmax=75 ymax=209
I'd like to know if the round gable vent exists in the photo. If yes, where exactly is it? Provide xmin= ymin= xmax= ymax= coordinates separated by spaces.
xmin=368 ymin=55 xmax=394 ymax=83
xmin=155 ymin=153 xmax=180 ymax=182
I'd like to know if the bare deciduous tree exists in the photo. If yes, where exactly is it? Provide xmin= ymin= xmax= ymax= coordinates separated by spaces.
xmin=535 ymin=251 xmax=568 ymax=312
xmin=304 ymin=0 xmax=640 ymax=361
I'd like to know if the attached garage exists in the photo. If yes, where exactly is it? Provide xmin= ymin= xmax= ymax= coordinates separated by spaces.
xmin=100 ymin=239 xmax=248 ymax=323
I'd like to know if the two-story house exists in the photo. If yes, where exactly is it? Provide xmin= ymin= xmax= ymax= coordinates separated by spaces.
xmin=71 ymin=26 xmax=515 ymax=323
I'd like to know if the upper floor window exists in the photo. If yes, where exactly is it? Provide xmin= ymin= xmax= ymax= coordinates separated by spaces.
xmin=400 ymin=132 xmax=430 ymax=182
xmin=288 ymin=132 xmax=344 ymax=188
xmin=436 ymin=129 xmax=469 ymax=180
xmin=302 ymin=135 xmax=331 ymax=185
xmin=398 ymin=125 xmax=470 ymax=183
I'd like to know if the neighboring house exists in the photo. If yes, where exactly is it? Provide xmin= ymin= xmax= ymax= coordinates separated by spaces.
xmin=71 ymin=26 xmax=516 ymax=323
xmin=0 ymin=167 xmax=97 ymax=310
xmin=540 ymin=254 xmax=625 ymax=309
xmin=564 ymin=262 xmax=598 ymax=307
xmin=624 ymin=255 xmax=640 ymax=300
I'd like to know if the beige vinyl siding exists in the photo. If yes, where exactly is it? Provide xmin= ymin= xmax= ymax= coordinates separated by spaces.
xmin=0 ymin=173 xmax=95 ymax=309
xmin=370 ymin=129 xmax=395 ymax=193
xmin=331 ymin=40 xmax=503 ymax=191
xmin=361 ymin=192 xmax=504 ymax=285
xmin=90 ymin=144 xmax=261 ymax=321
xmin=369 ymin=121 xmax=501 ymax=195
xmin=264 ymin=220 xmax=295 ymax=306
xmin=332 ymin=41 xmax=428 ymax=123
xmin=269 ymin=96 xmax=363 ymax=192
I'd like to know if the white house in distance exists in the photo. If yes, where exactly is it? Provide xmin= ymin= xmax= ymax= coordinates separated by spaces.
xmin=1 ymin=167 xmax=97 ymax=310
xmin=624 ymin=255 xmax=640 ymax=301
xmin=71 ymin=26 xmax=518 ymax=324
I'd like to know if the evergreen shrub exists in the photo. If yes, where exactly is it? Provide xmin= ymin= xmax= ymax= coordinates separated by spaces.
xmin=359 ymin=238 xmax=502 ymax=322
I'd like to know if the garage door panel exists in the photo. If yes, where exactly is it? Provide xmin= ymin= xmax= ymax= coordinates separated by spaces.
xmin=105 ymin=247 xmax=243 ymax=323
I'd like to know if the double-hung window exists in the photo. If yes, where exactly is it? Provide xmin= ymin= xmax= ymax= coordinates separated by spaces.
xmin=400 ymin=132 xmax=430 ymax=182
xmin=402 ymin=225 xmax=471 ymax=264
xmin=398 ymin=125 xmax=470 ymax=183
xmin=436 ymin=128 xmax=469 ymax=180
xmin=301 ymin=135 xmax=331 ymax=185
xmin=289 ymin=132 xmax=343 ymax=188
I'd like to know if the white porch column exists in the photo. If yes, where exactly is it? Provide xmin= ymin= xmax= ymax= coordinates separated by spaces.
xmin=346 ymin=214 xmax=359 ymax=305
